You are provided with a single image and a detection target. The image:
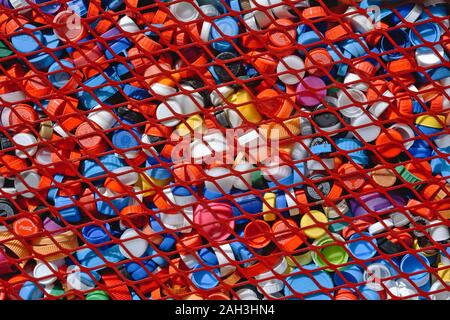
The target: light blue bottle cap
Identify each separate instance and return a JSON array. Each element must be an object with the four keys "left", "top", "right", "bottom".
[
  {"left": 210, "top": 16, "right": 239, "bottom": 52},
  {"left": 11, "top": 24, "right": 43, "bottom": 53},
  {"left": 347, "top": 232, "right": 378, "bottom": 260},
  {"left": 76, "top": 244, "right": 125, "bottom": 270},
  {"left": 285, "top": 264, "right": 334, "bottom": 300},
  {"left": 191, "top": 265, "right": 220, "bottom": 289}
]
